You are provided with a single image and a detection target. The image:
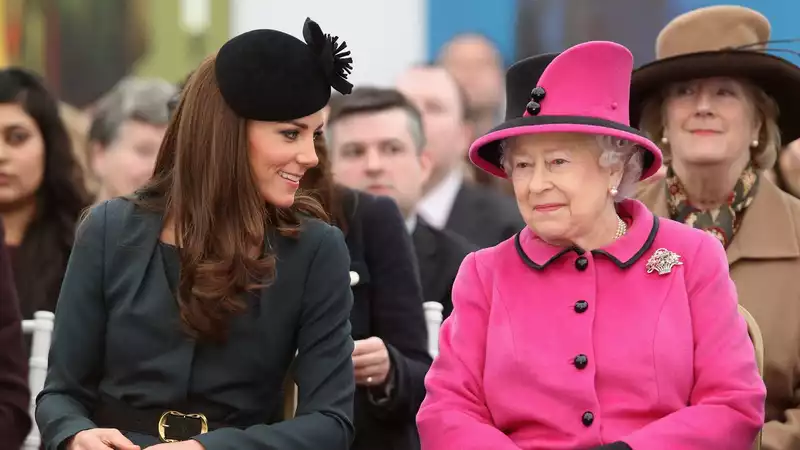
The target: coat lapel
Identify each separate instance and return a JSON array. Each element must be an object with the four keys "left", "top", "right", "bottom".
[
  {"left": 726, "top": 178, "right": 800, "bottom": 265},
  {"left": 412, "top": 219, "right": 442, "bottom": 302}
]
